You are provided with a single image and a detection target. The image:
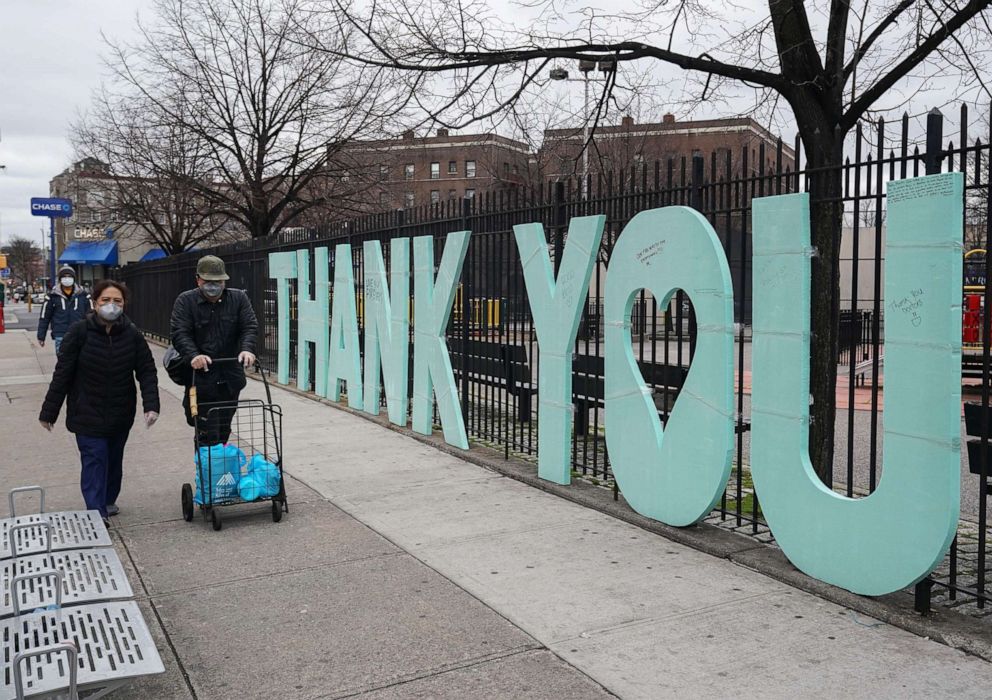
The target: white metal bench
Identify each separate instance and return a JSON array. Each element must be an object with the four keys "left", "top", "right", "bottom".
[
  {"left": 1, "top": 488, "right": 111, "bottom": 560},
  {"left": 1, "top": 549, "right": 133, "bottom": 619},
  {"left": 1, "top": 487, "right": 163, "bottom": 698},
  {"left": 2, "top": 599, "right": 165, "bottom": 699}
]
